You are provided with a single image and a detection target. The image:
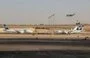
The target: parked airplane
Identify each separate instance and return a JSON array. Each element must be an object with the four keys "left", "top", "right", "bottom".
[
  {"left": 54, "top": 23, "right": 84, "bottom": 34},
  {"left": 1, "top": 24, "right": 35, "bottom": 34}
]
